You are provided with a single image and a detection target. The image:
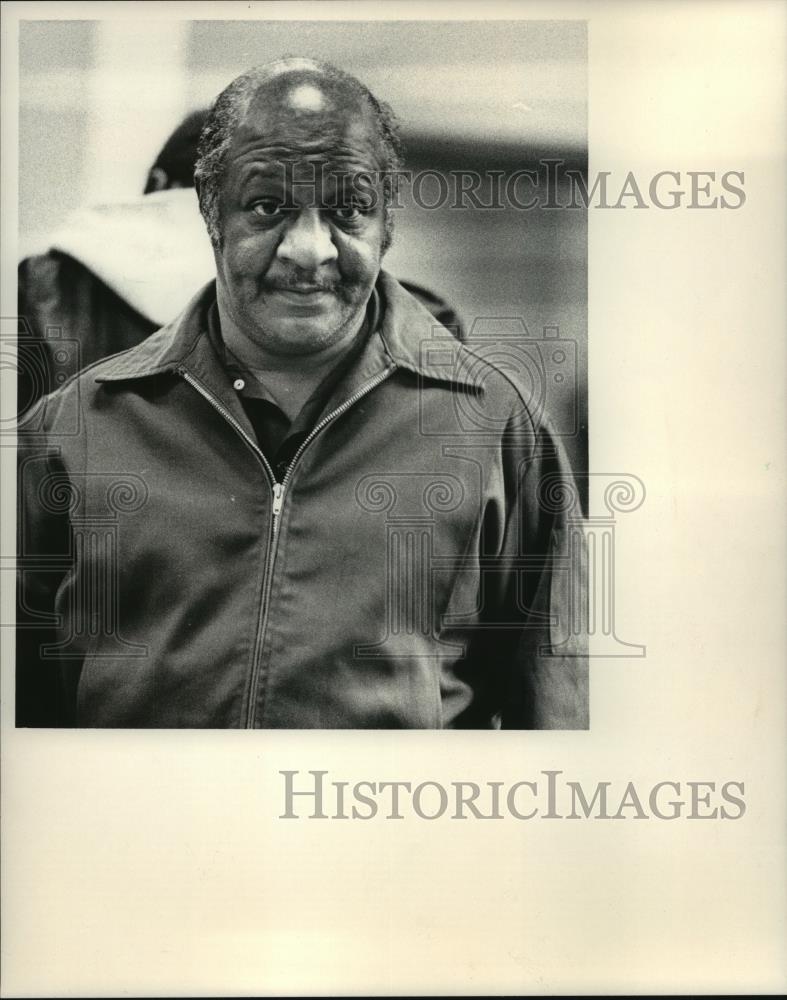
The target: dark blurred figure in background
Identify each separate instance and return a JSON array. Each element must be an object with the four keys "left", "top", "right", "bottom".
[
  {"left": 17, "top": 109, "right": 463, "bottom": 418},
  {"left": 17, "top": 111, "right": 212, "bottom": 415}
]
